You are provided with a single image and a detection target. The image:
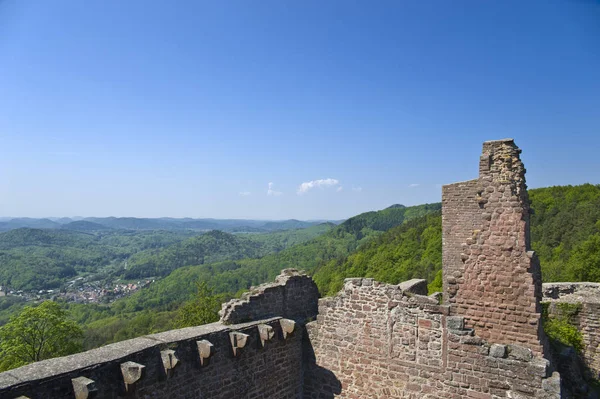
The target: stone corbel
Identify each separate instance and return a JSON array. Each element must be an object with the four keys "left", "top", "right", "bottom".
[
  {"left": 160, "top": 349, "right": 179, "bottom": 376},
  {"left": 230, "top": 332, "right": 249, "bottom": 356},
  {"left": 196, "top": 339, "right": 214, "bottom": 366},
  {"left": 279, "top": 319, "right": 296, "bottom": 339},
  {"left": 257, "top": 324, "right": 274, "bottom": 347},
  {"left": 120, "top": 361, "right": 145, "bottom": 392},
  {"left": 71, "top": 376, "right": 97, "bottom": 399}
]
